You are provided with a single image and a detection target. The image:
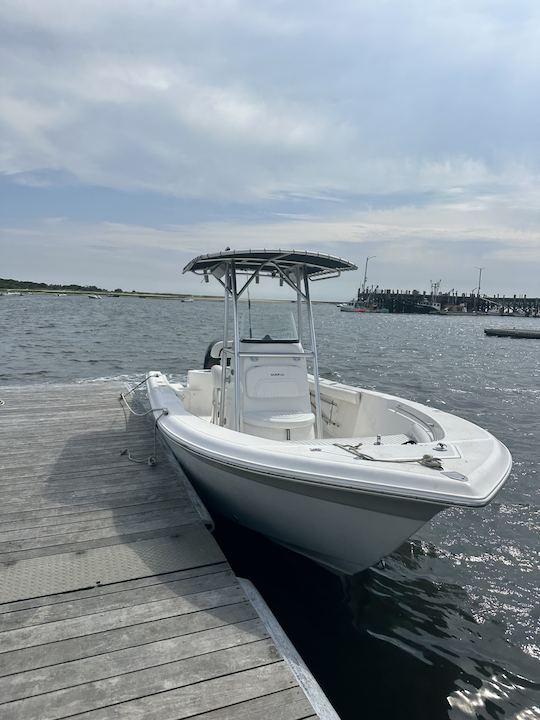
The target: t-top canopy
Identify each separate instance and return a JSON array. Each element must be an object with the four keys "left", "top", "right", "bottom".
[{"left": 183, "top": 249, "right": 357, "bottom": 279}]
